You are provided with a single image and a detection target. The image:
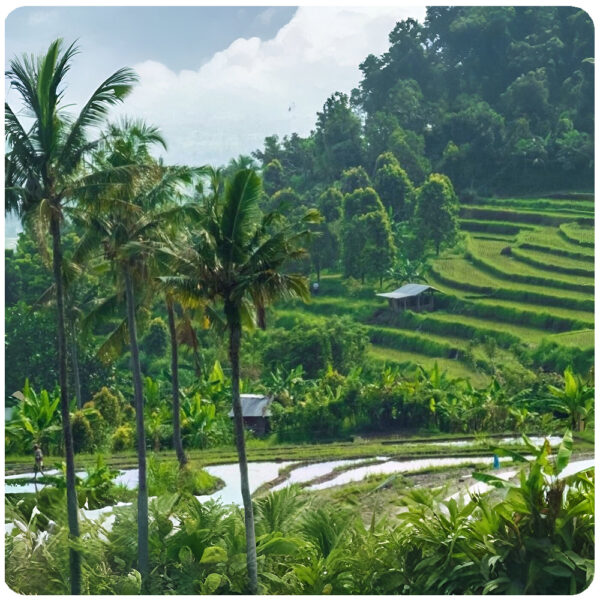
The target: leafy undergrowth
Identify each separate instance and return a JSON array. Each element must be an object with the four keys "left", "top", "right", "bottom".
[{"left": 5, "top": 433, "right": 594, "bottom": 595}]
